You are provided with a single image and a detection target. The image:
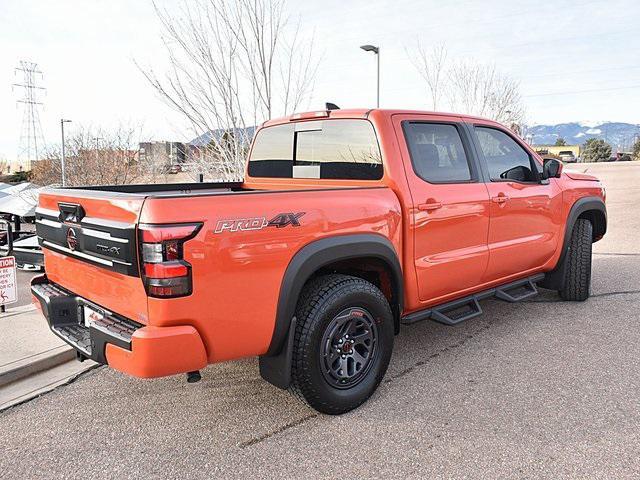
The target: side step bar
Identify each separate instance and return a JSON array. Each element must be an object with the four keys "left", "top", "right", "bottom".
[{"left": 402, "top": 274, "right": 544, "bottom": 326}]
